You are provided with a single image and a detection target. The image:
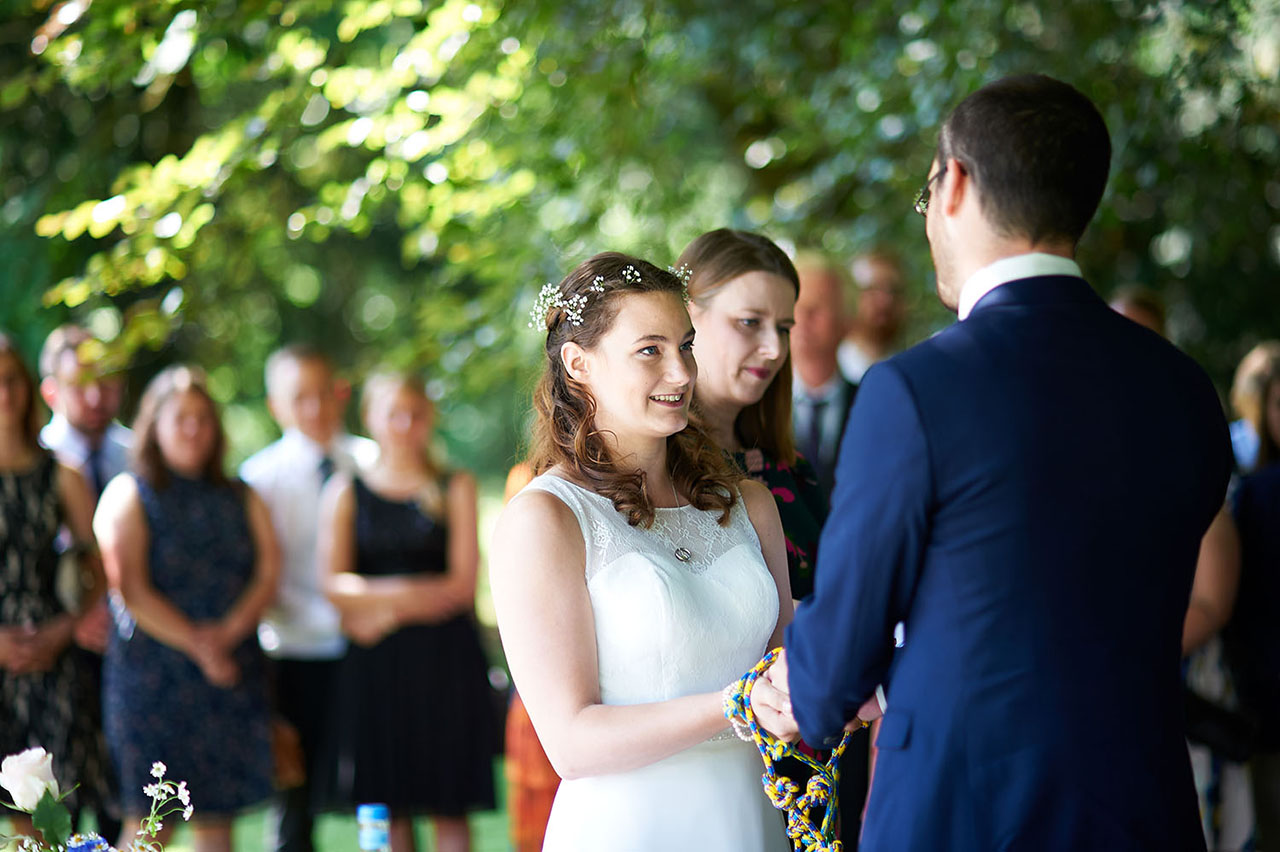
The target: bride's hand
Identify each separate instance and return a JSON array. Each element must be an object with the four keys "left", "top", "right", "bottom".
[{"left": 751, "top": 649, "right": 799, "bottom": 742}]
